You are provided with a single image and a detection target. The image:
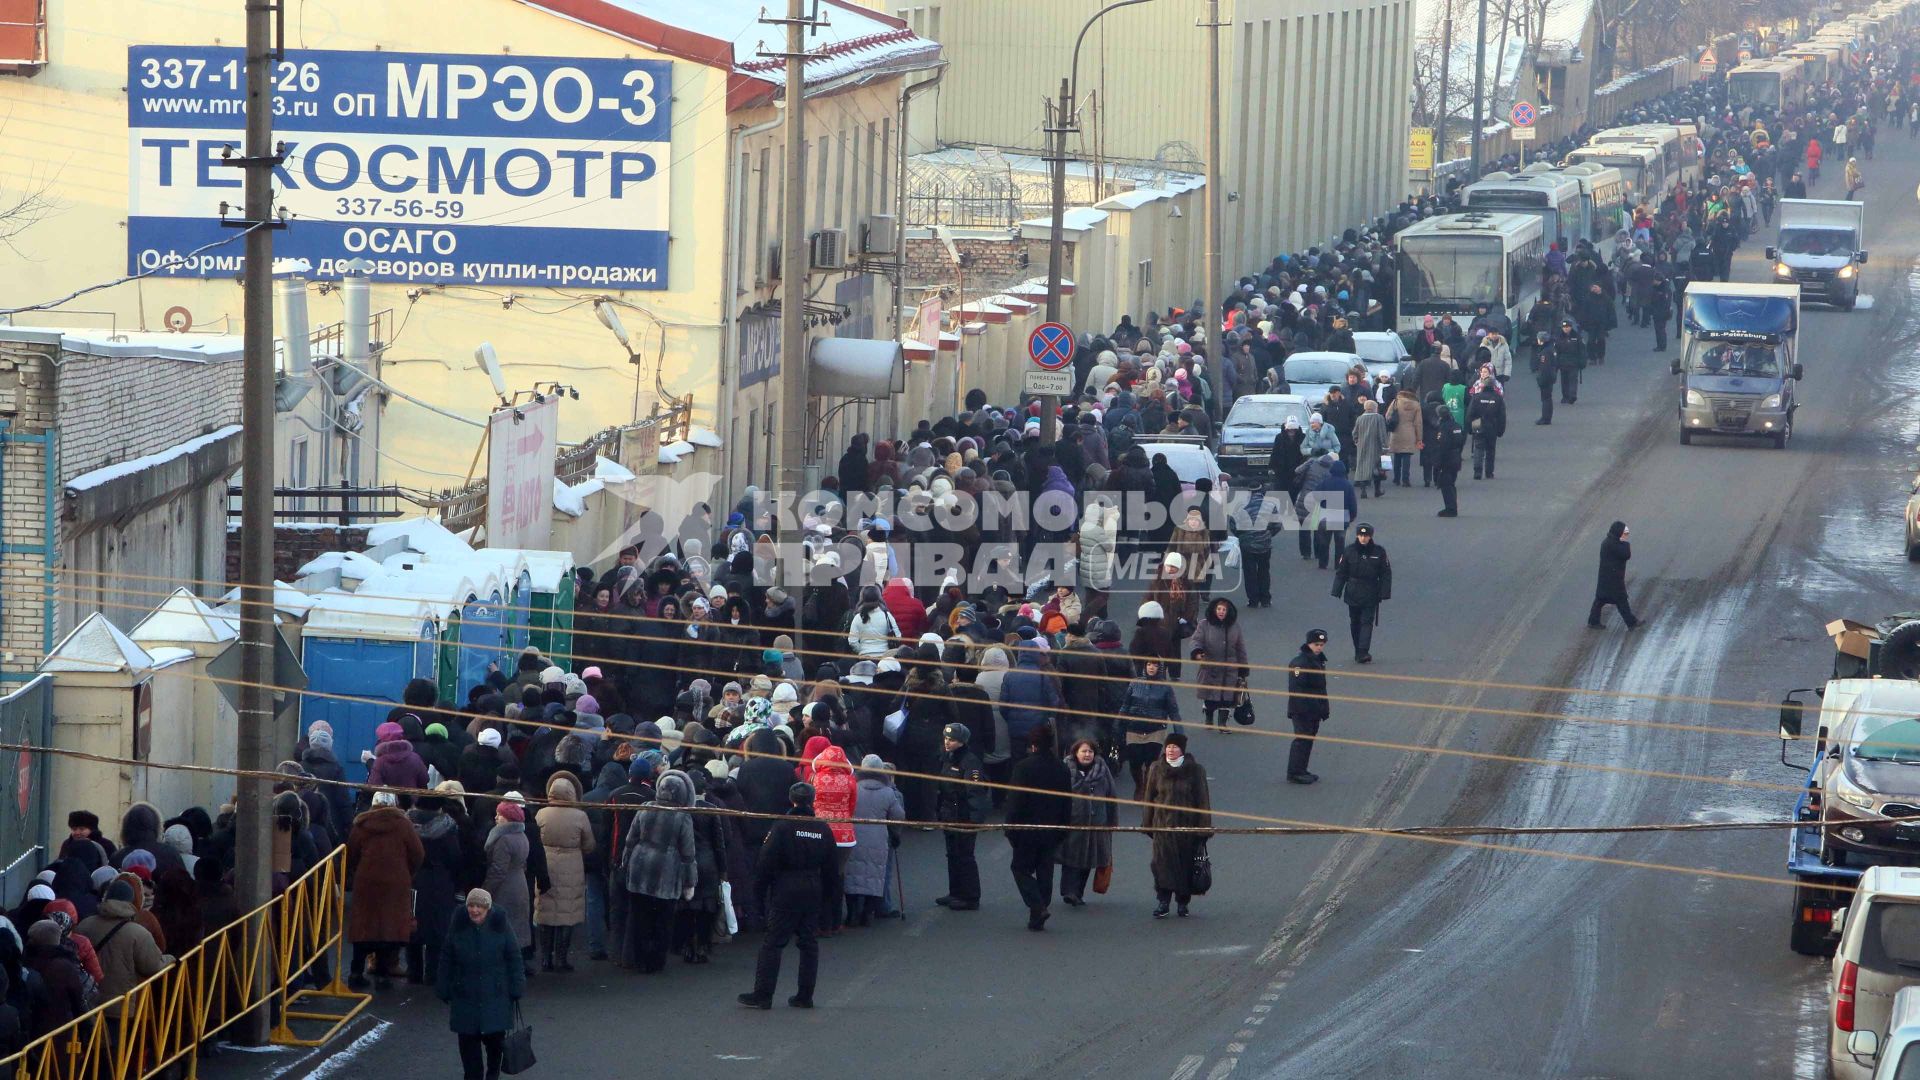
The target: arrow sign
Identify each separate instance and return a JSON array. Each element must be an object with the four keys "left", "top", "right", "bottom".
[
  {"left": 1509, "top": 100, "right": 1537, "bottom": 127},
  {"left": 1028, "top": 321, "right": 1076, "bottom": 370}
]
